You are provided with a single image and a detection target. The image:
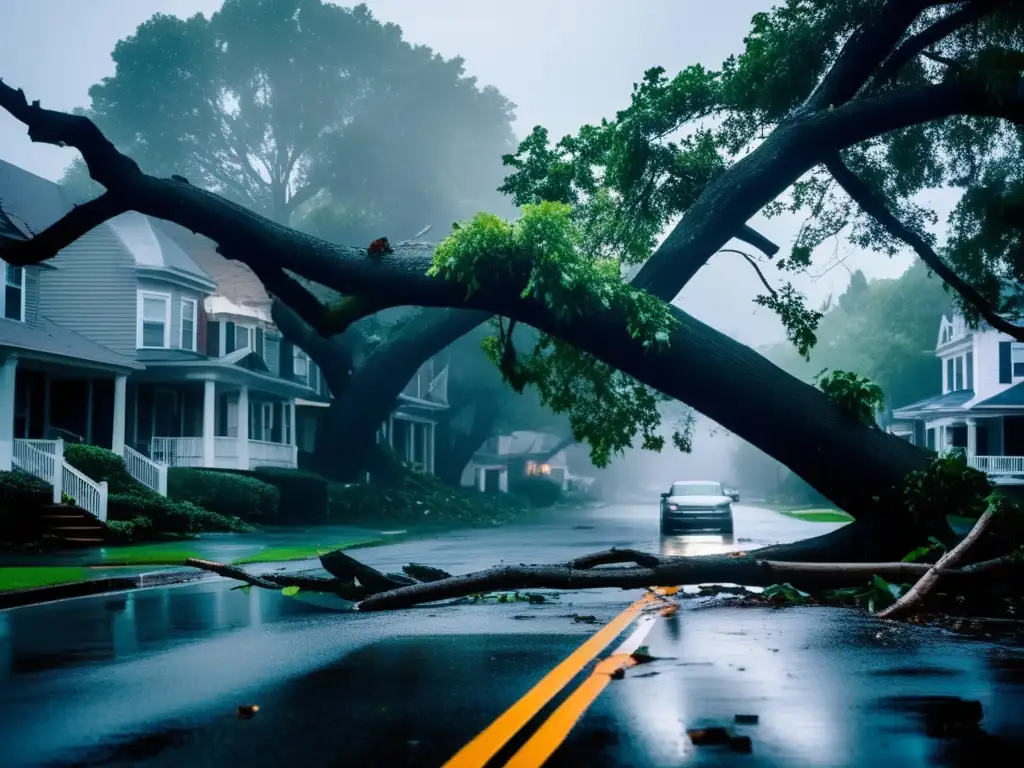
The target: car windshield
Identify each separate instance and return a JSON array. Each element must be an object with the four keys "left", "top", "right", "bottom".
[{"left": 670, "top": 482, "right": 722, "bottom": 497}]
